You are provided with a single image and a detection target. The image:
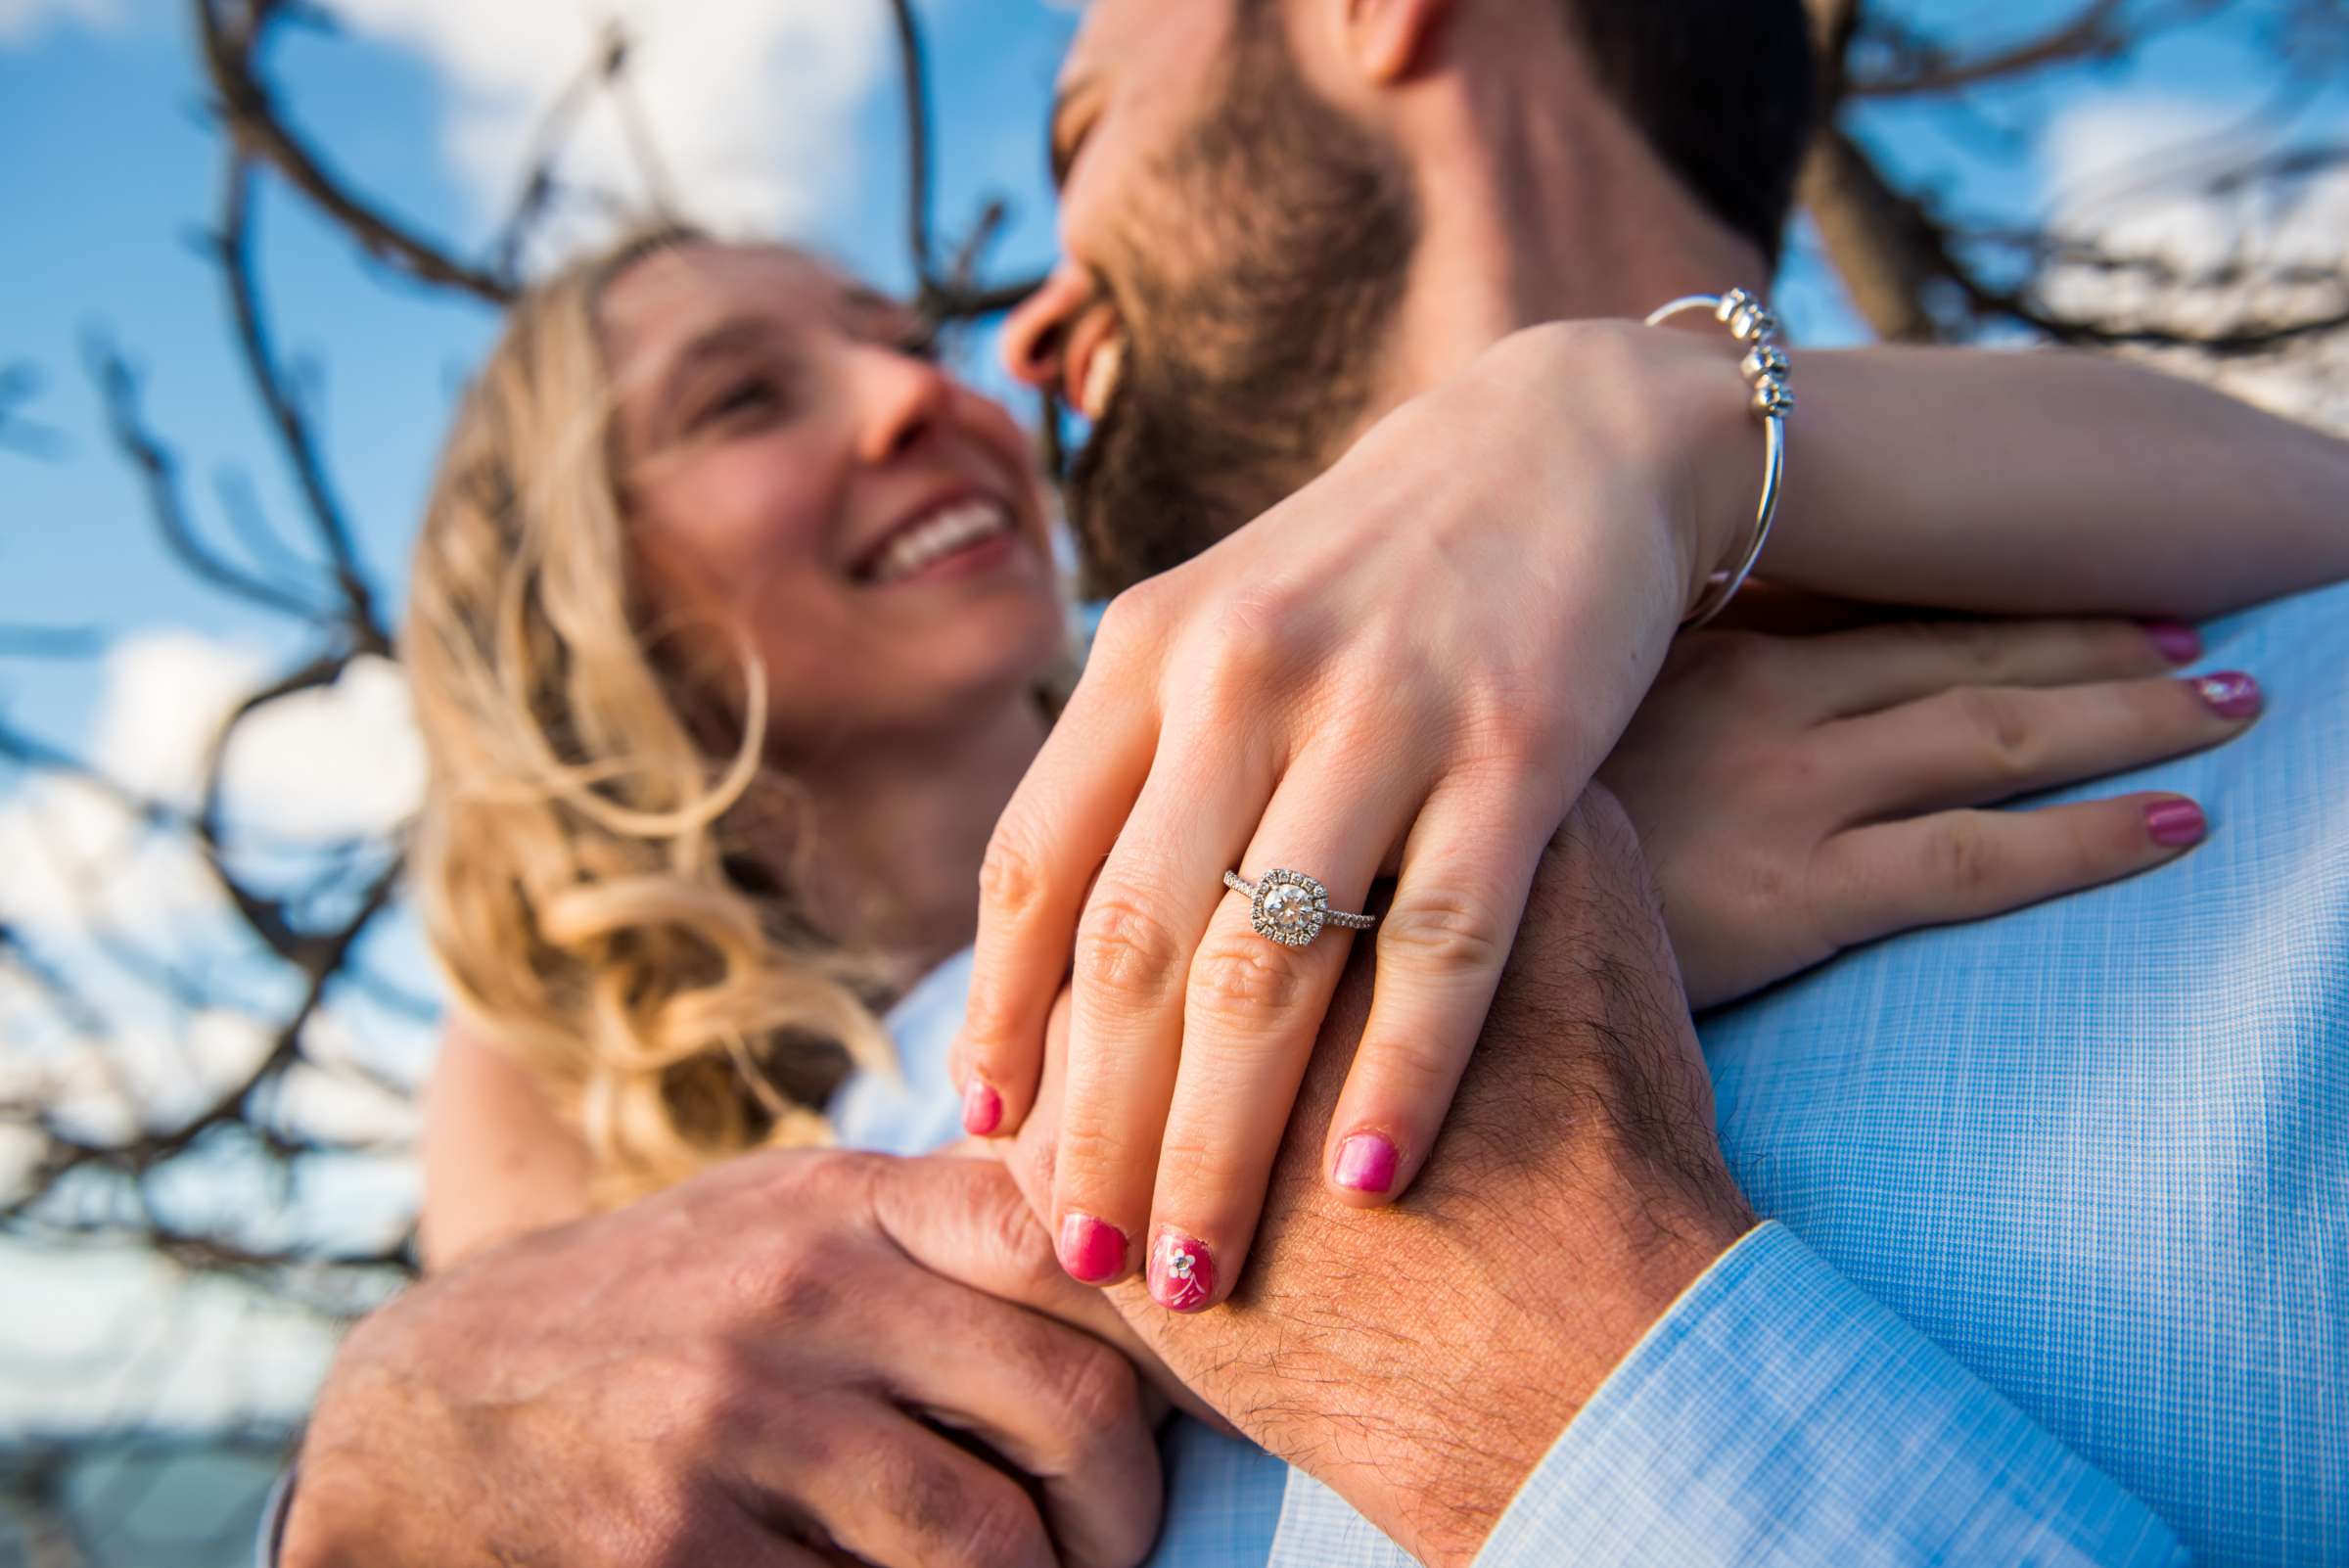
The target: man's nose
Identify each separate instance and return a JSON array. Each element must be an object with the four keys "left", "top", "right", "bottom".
[{"left": 1000, "top": 261, "right": 1093, "bottom": 392}]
